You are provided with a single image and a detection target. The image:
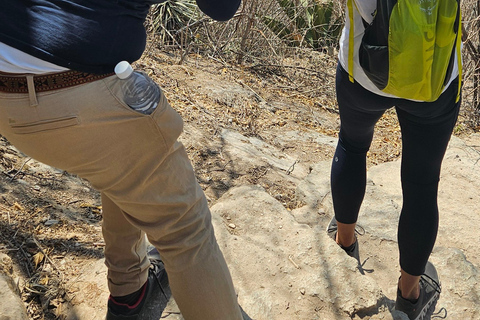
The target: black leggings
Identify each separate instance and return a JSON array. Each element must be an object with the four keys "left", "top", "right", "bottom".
[{"left": 331, "top": 64, "right": 460, "bottom": 276}]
